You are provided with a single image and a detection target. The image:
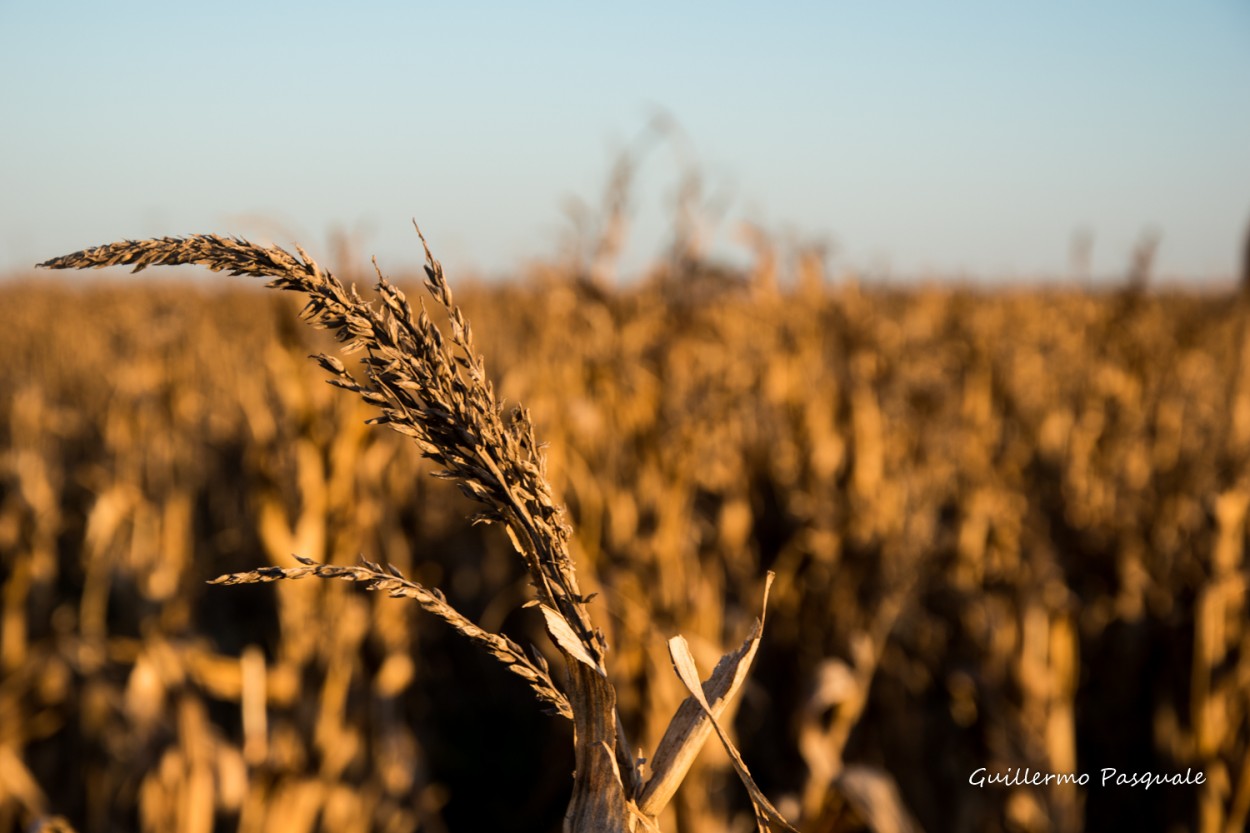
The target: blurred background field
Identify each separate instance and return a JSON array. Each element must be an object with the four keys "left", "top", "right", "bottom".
[{"left": 3, "top": 234, "right": 1250, "bottom": 832}]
